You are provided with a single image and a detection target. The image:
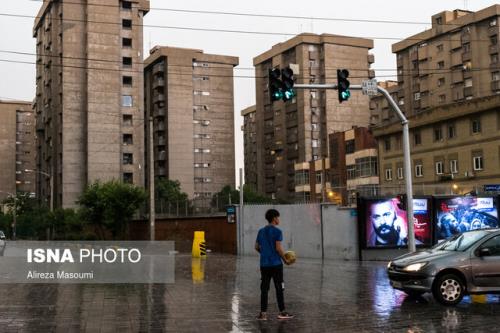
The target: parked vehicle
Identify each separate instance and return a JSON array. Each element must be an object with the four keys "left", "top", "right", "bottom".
[{"left": 387, "top": 229, "right": 500, "bottom": 305}]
